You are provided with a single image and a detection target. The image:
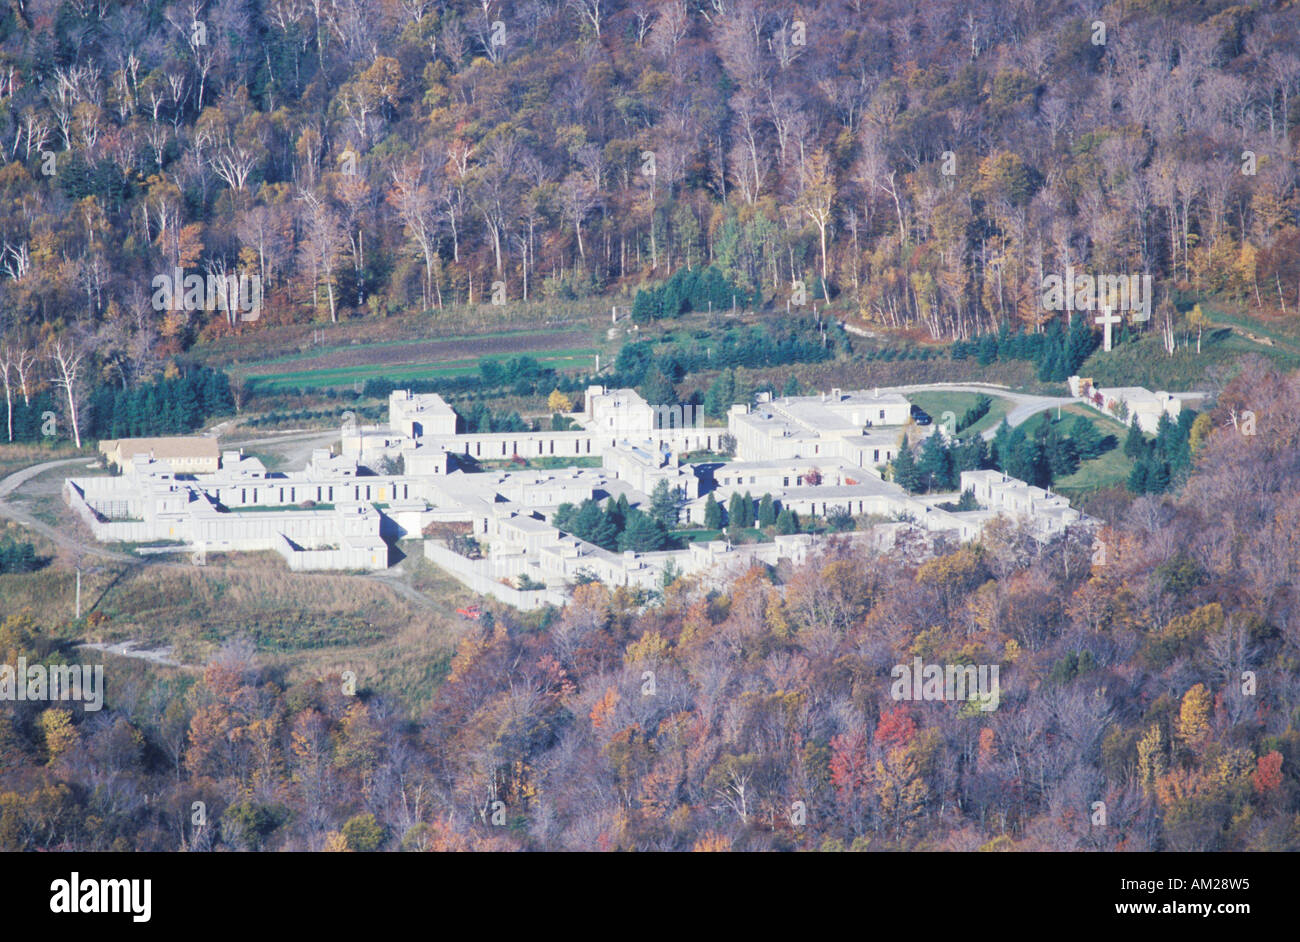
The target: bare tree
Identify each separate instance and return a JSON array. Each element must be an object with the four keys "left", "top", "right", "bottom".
[
  {"left": 297, "top": 190, "right": 346, "bottom": 322},
  {"left": 559, "top": 171, "right": 598, "bottom": 262},
  {"left": 470, "top": 134, "right": 520, "bottom": 275},
  {"left": 48, "top": 337, "right": 85, "bottom": 449},
  {"left": 648, "top": 0, "right": 688, "bottom": 58},
  {"left": 389, "top": 162, "right": 442, "bottom": 312},
  {"left": 0, "top": 347, "right": 14, "bottom": 442},
  {"left": 567, "top": 0, "right": 603, "bottom": 37},
  {"left": 798, "top": 148, "right": 835, "bottom": 299},
  {"left": 14, "top": 346, "right": 34, "bottom": 406}
]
